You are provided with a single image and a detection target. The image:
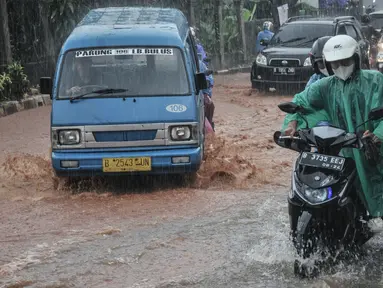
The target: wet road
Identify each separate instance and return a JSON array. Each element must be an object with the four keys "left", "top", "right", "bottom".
[{"left": 1, "top": 74, "right": 383, "bottom": 287}]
